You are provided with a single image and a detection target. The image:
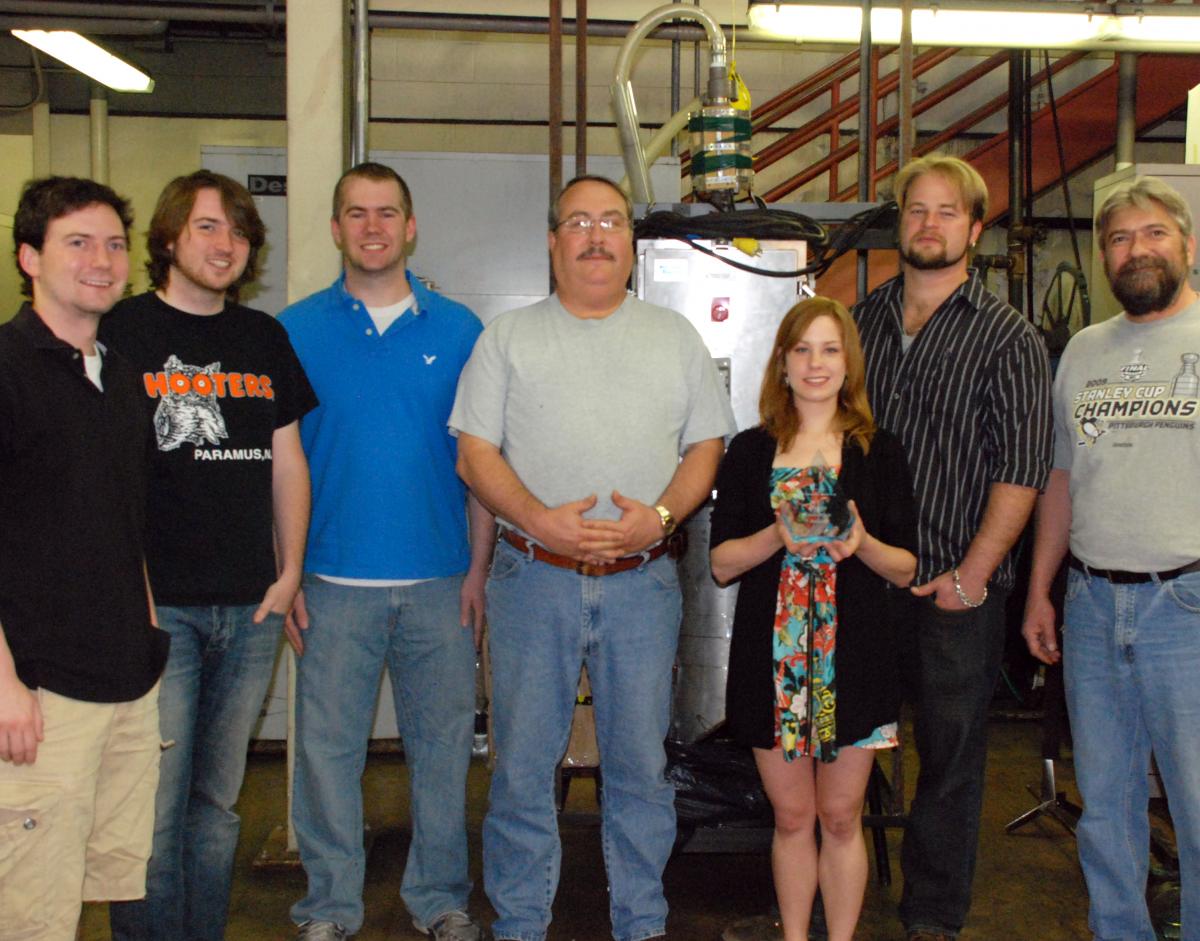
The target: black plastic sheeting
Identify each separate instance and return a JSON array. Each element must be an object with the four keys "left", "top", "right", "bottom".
[{"left": 666, "top": 735, "right": 773, "bottom": 826}]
